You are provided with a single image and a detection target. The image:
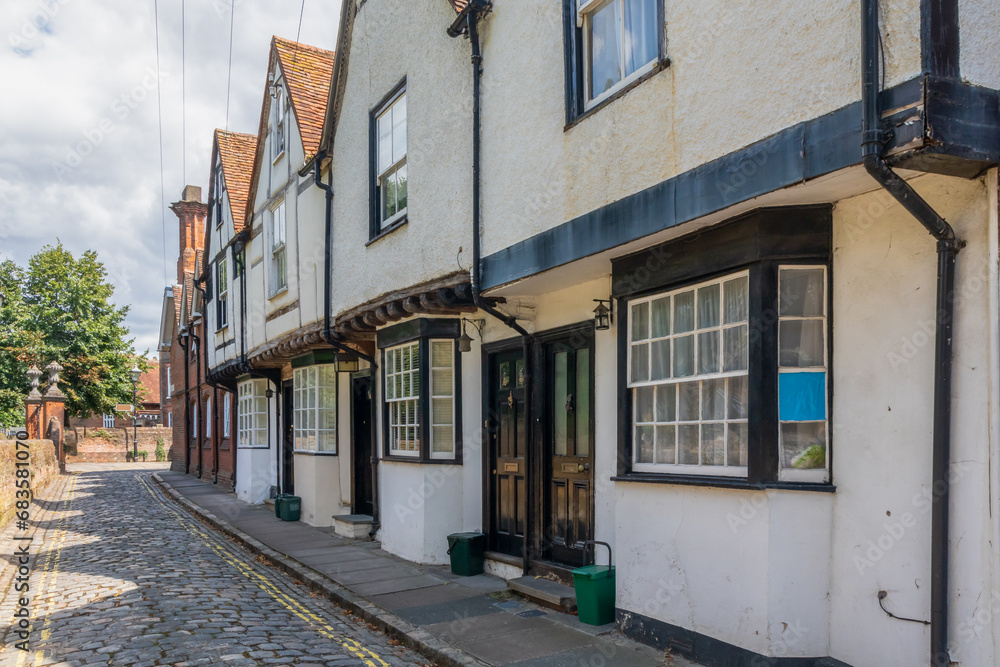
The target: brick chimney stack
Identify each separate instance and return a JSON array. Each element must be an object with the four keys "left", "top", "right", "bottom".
[{"left": 169, "top": 185, "right": 207, "bottom": 285}]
